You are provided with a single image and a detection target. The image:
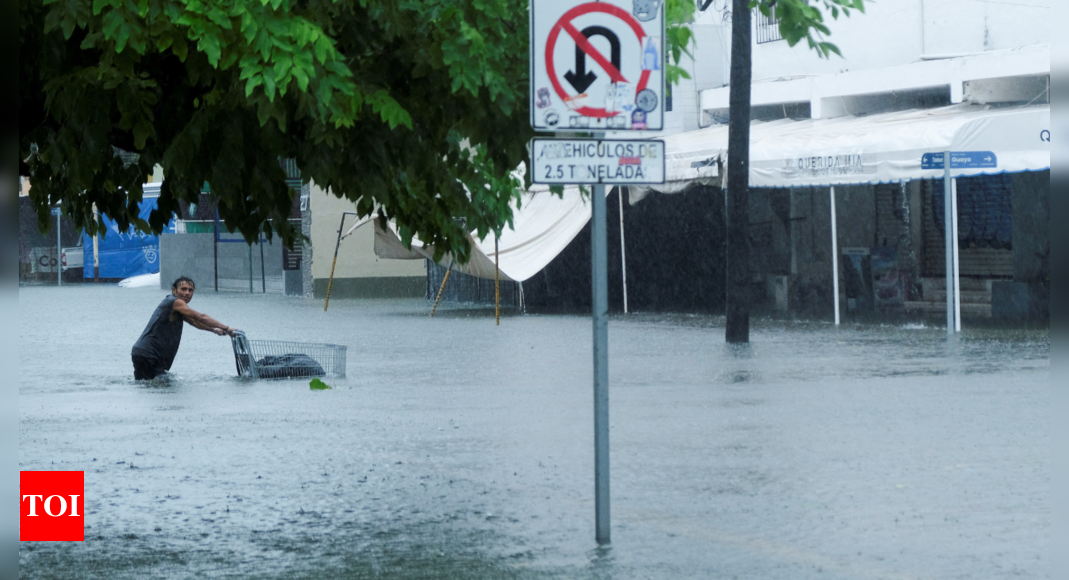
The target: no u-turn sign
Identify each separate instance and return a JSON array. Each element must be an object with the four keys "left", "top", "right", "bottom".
[{"left": 531, "top": 0, "right": 665, "bottom": 132}]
